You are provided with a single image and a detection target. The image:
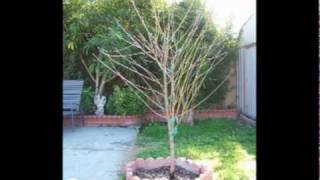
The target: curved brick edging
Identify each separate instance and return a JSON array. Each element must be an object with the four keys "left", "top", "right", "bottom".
[
  {"left": 125, "top": 157, "right": 213, "bottom": 180},
  {"left": 63, "top": 109, "right": 239, "bottom": 128}
]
